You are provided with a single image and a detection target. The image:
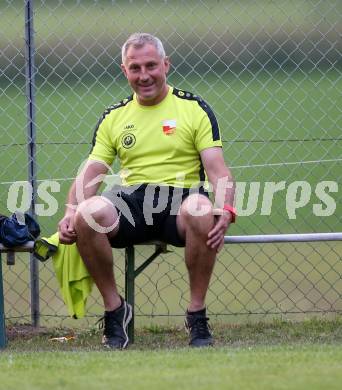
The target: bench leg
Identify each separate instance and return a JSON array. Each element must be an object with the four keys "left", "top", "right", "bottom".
[
  {"left": 0, "top": 255, "right": 7, "bottom": 348},
  {"left": 125, "top": 246, "right": 135, "bottom": 344}
]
